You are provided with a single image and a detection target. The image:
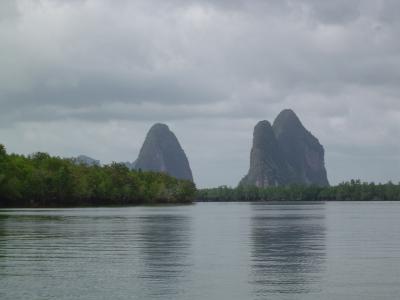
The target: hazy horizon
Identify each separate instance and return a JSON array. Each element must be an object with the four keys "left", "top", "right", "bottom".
[{"left": 1, "top": 0, "right": 400, "bottom": 188}]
